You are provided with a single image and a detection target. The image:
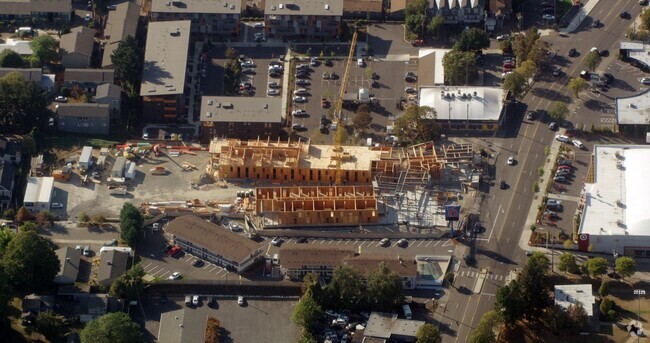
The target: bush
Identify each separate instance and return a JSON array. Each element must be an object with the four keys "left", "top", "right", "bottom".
[
  {"left": 599, "top": 281, "right": 609, "bottom": 298},
  {"left": 78, "top": 212, "right": 90, "bottom": 223},
  {"left": 538, "top": 166, "right": 544, "bottom": 176},
  {"left": 3, "top": 209, "right": 15, "bottom": 220},
  {"left": 600, "top": 297, "right": 617, "bottom": 321},
  {"left": 444, "top": 272, "right": 455, "bottom": 285},
  {"left": 533, "top": 181, "right": 540, "bottom": 193},
  {"left": 92, "top": 214, "right": 106, "bottom": 223}
]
